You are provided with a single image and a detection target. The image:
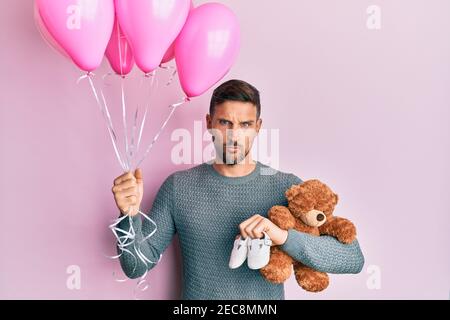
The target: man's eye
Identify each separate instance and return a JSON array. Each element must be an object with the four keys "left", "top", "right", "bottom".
[
  {"left": 242, "top": 123, "right": 250, "bottom": 128},
  {"left": 219, "top": 120, "right": 229, "bottom": 125}
]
